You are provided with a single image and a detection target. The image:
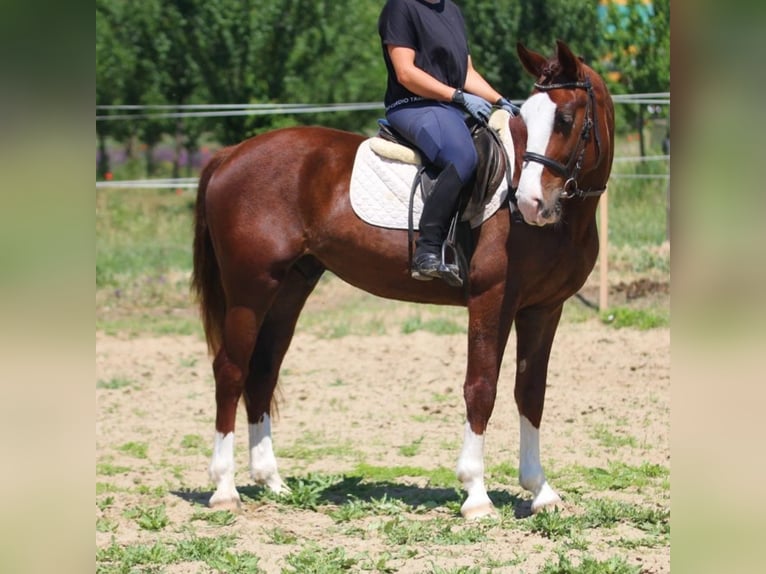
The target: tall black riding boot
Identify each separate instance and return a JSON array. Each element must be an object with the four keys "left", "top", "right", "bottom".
[{"left": 412, "top": 163, "right": 465, "bottom": 280}]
